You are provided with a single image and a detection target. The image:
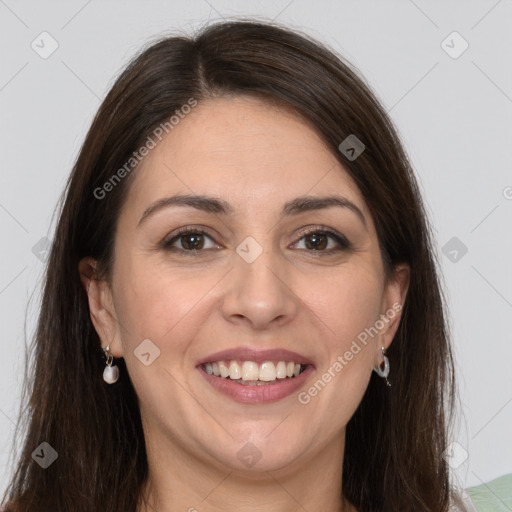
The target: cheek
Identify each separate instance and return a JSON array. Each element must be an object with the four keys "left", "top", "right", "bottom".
[
  {"left": 112, "top": 263, "right": 215, "bottom": 404},
  {"left": 298, "top": 268, "right": 381, "bottom": 426},
  {"left": 113, "top": 257, "right": 209, "bottom": 345},
  {"left": 300, "top": 264, "right": 383, "bottom": 349}
]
